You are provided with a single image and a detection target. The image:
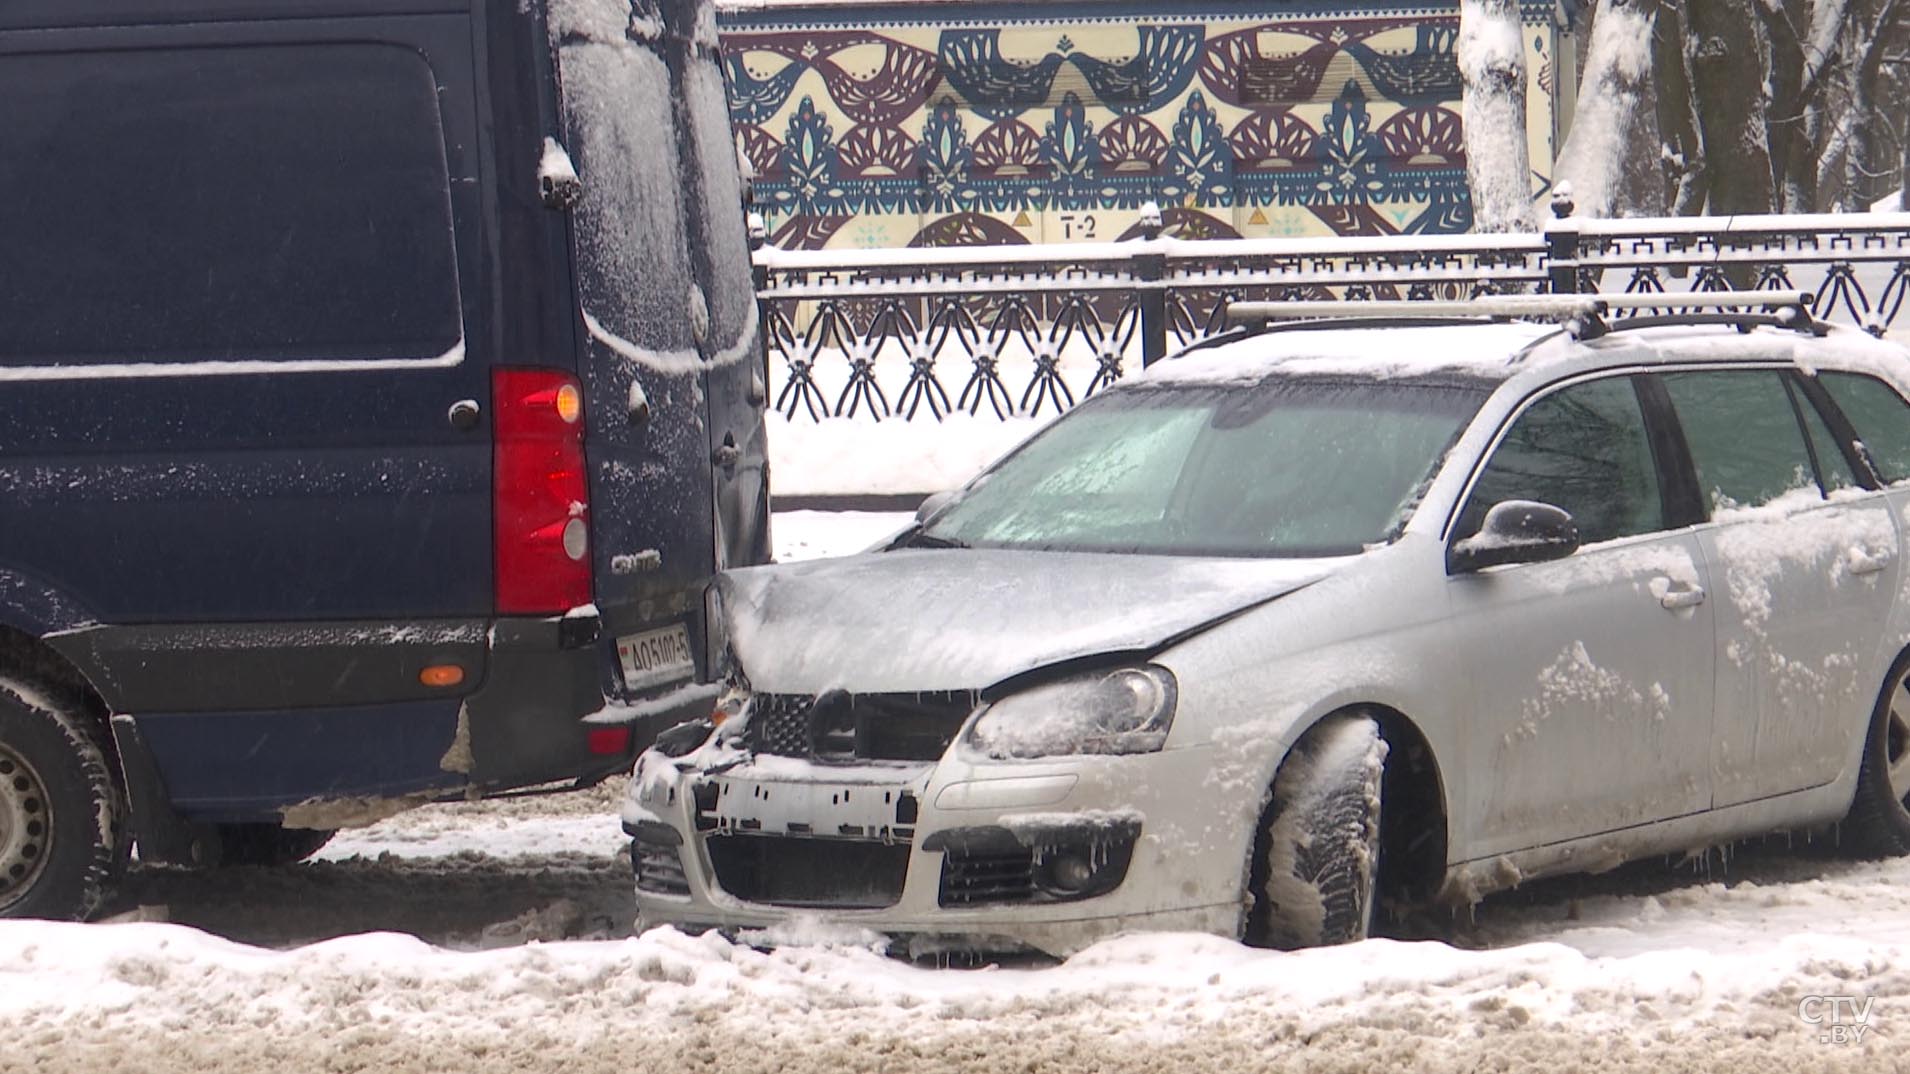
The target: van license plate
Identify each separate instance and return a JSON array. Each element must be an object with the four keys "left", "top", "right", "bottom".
[{"left": 617, "top": 624, "right": 693, "bottom": 691}]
